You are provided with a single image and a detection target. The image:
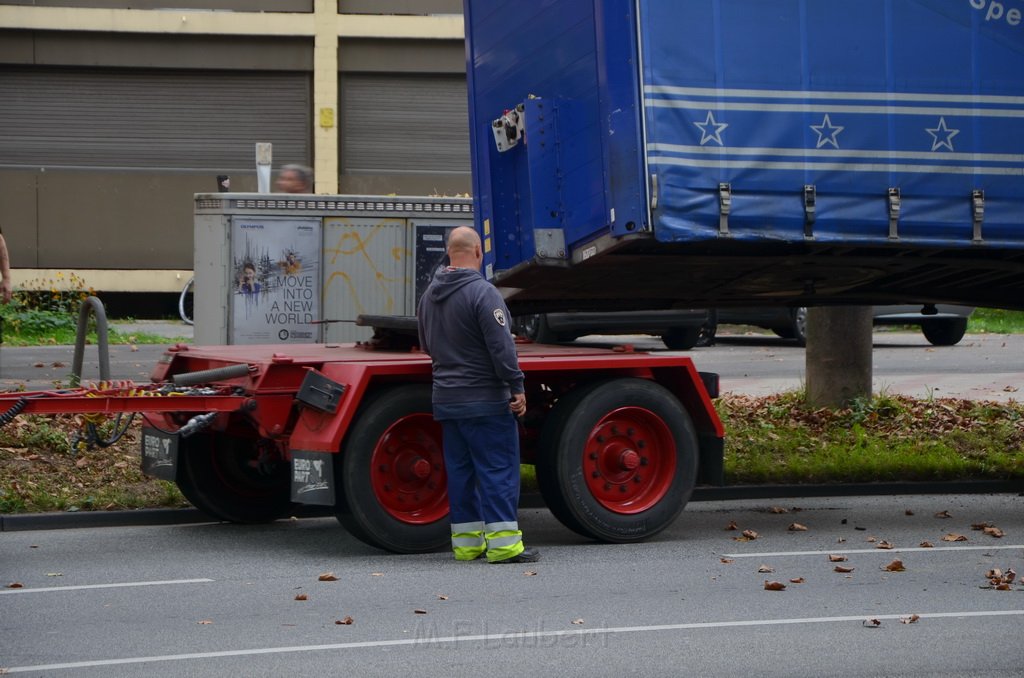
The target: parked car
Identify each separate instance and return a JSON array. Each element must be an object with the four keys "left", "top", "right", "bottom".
[
  {"left": 712, "top": 305, "right": 975, "bottom": 347},
  {"left": 513, "top": 309, "right": 712, "bottom": 350}
]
